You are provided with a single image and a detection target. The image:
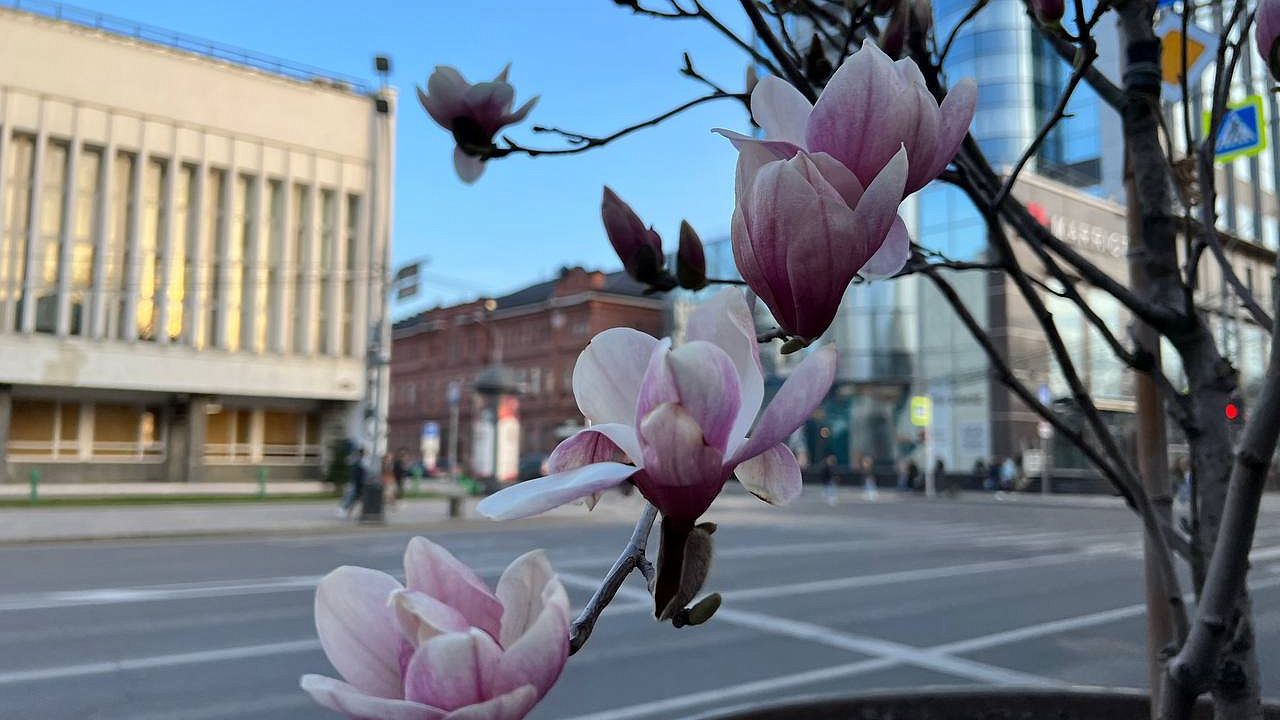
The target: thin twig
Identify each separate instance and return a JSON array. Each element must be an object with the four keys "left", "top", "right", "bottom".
[
  {"left": 738, "top": 0, "right": 818, "bottom": 101},
  {"left": 568, "top": 502, "right": 658, "bottom": 655},
  {"left": 471, "top": 92, "right": 743, "bottom": 159},
  {"left": 939, "top": 0, "right": 989, "bottom": 62}
]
